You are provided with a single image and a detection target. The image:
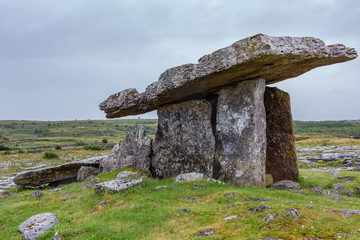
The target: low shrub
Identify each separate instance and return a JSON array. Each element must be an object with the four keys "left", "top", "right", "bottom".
[
  {"left": 43, "top": 150, "right": 59, "bottom": 159},
  {"left": 83, "top": 144, "right": 105, "bottom": 151}
]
